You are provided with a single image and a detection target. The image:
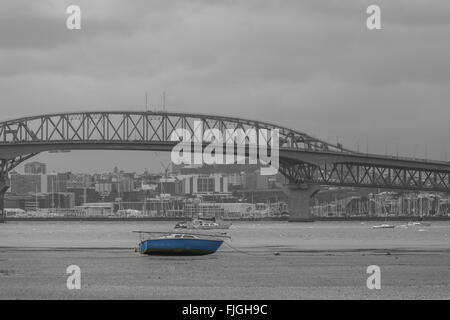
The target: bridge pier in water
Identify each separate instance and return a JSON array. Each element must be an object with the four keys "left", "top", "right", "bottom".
[{"left": 284, "top": 184, "right": 319, "bottom": 222}]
